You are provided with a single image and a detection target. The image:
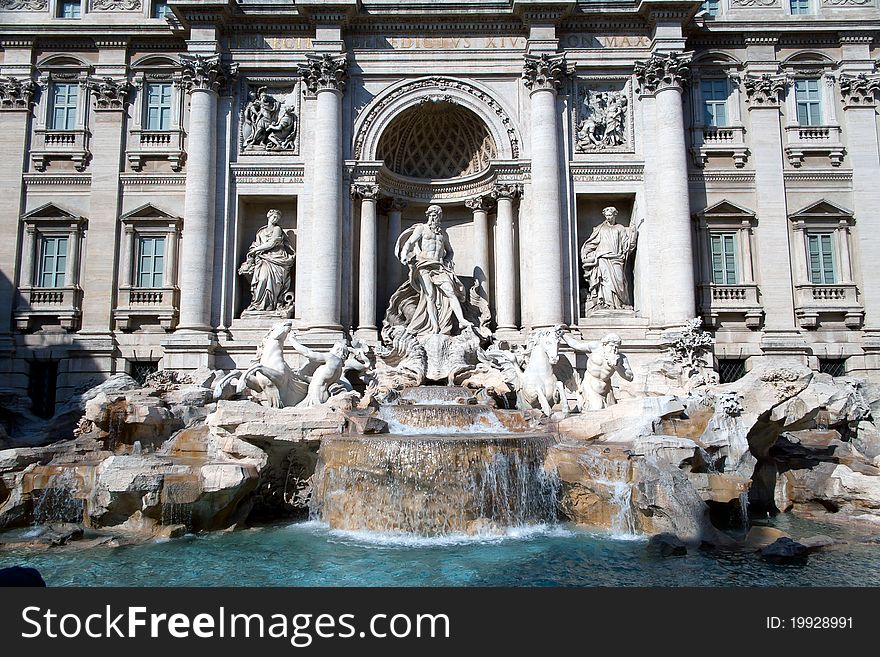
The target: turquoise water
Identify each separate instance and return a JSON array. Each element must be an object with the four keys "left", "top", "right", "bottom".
[{"left": 3, "top": 519, "right": 880, "bottom": 587}]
